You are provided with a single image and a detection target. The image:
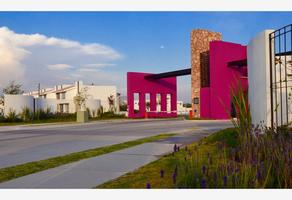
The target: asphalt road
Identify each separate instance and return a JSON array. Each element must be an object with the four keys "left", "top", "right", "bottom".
[{"left": 0, "top": 119, "right": 232, "bottom": 168}]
